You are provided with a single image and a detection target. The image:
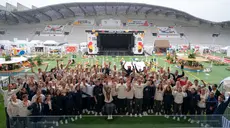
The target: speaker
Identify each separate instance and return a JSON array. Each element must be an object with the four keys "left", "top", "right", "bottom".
[
  {"left": 64, "top": 32, "right": 69, "bottom": 35},
  {"left": 0, "top": 31, "right": 5, "bottom": 35},
  {"left": 180, "top": 33, "right": 184, "bottom": 37},
  {"left": 152, "top": 33, "right": 157, "bottom": 36},
  {"left": 35, "top": 31, "right": 40, "bottom": 35}
]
